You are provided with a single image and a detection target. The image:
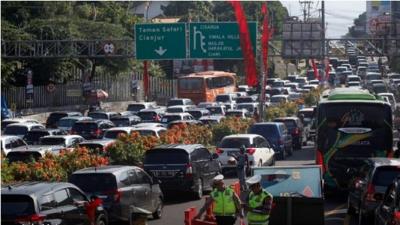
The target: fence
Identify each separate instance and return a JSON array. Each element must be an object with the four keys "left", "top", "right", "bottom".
[{"left": 3, "top": 72, "right": 177, "bottom": 109}]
